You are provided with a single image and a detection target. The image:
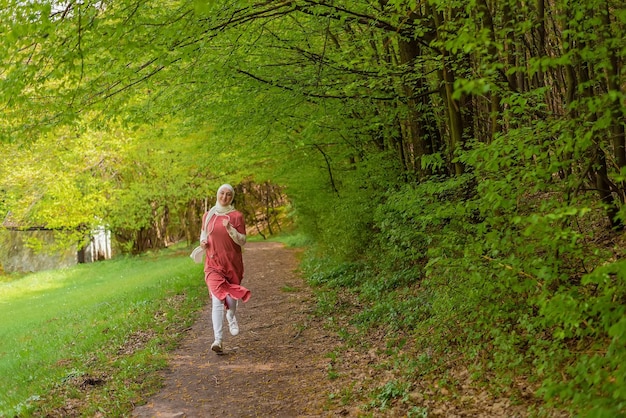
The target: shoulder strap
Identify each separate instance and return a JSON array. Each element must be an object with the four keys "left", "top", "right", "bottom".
[{"left": 203, "top": 208, "right": 216, "bottom": 233}]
